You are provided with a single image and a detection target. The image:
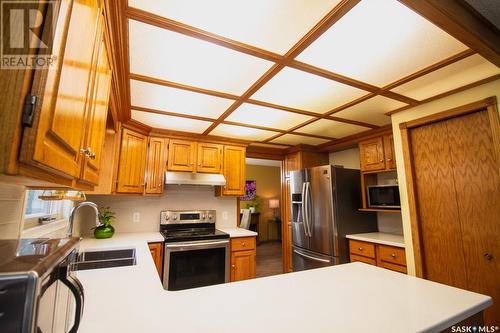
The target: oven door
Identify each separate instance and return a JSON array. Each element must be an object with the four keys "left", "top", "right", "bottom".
[{"left": 163, "top": 239, "right": 229, "bottom": 291}]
